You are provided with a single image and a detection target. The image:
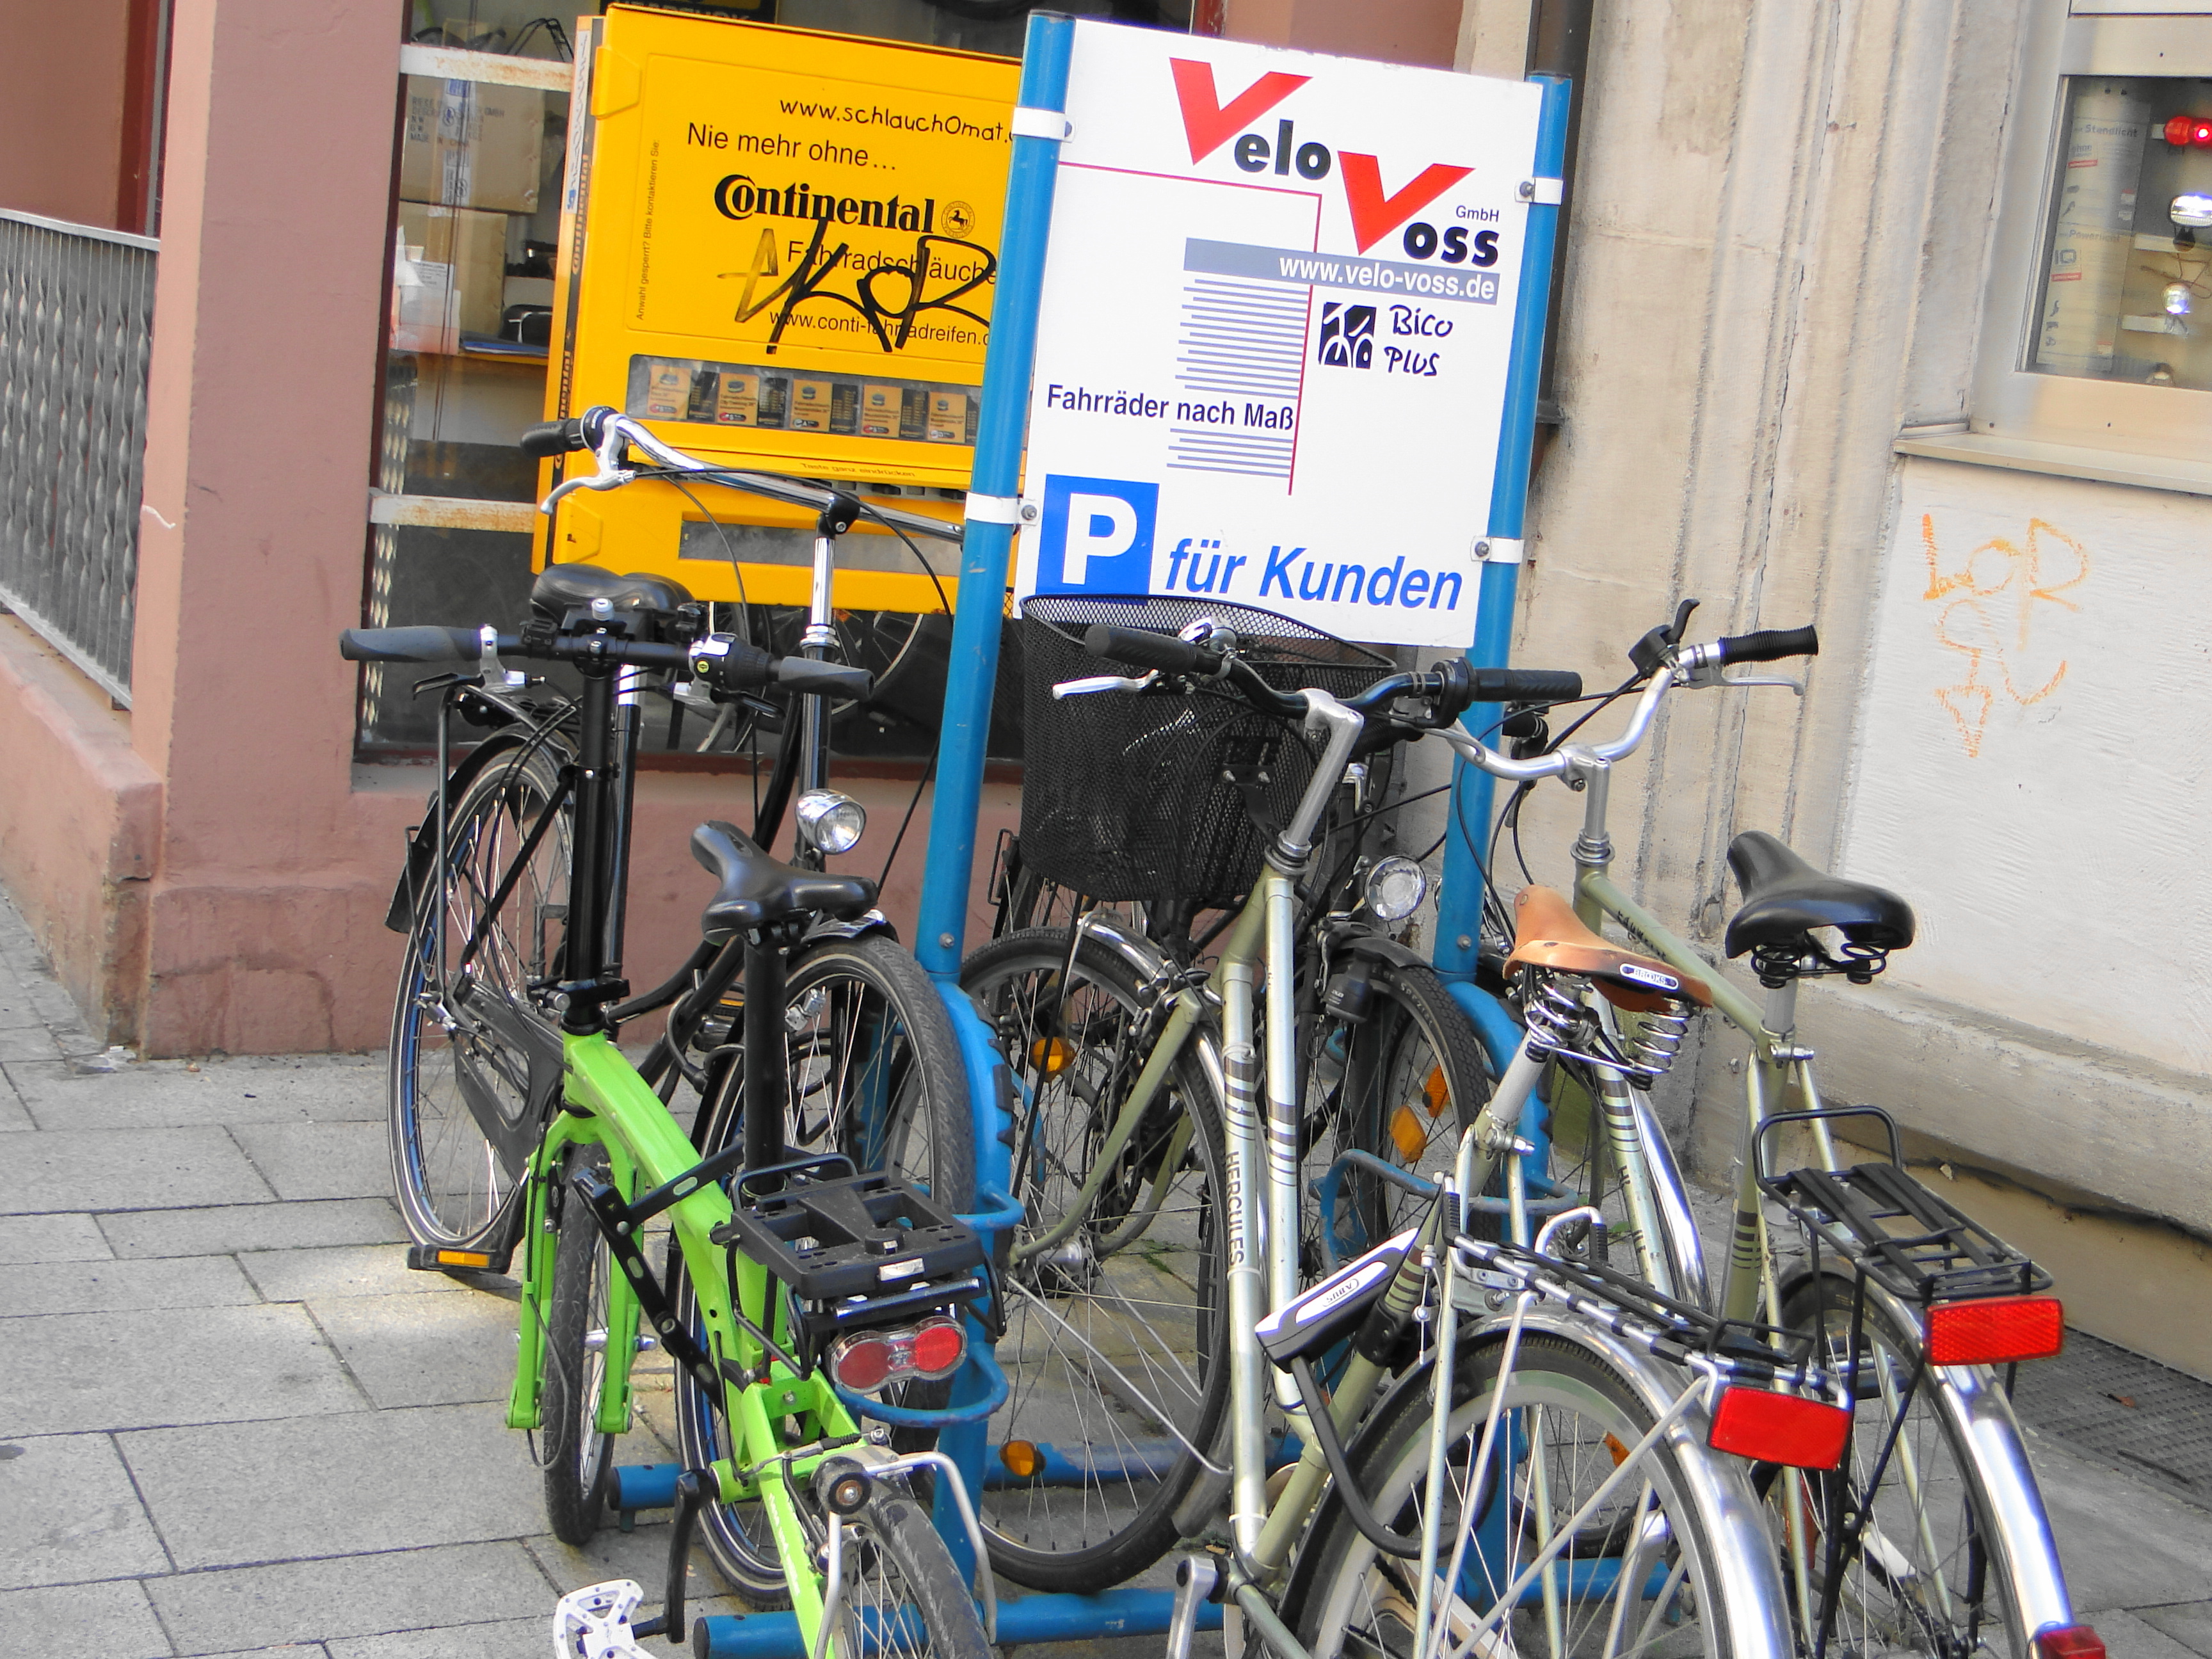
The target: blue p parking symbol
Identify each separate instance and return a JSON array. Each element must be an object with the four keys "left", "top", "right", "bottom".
[{"left": 1038, "top": 475, "right": 1158, "bottom": 594}]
